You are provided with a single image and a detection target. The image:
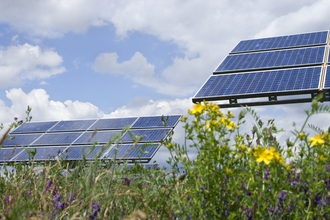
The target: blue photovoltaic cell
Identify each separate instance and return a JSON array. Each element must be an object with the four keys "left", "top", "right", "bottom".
[
  {"left": 0, "top": 148, "right": 24, "bottom": 161},
  {"left": 88, "top": 117, "right": 137, "bottom": 130},
  {"left": 195, "top": 67, "right": 321, "bottom": 98},
  {"left": 33, "top": 132, "right": 82, "bottom": 145},
  {"left": 2, "top": 134, "right": 42, "bottom": 147},
  {"left": 15, "top": 146, "right": 68, "bottom": 161},
  {"left": 121, "top": 128, "right": 171, "bottom": 143},
  {"left": 131, "top": 115, "right": 181, "bottom": 128},
  {"left": 60, "top": 145, "right": 107, "bottom": 160},
  {"left": 323, "top": 66, "right": 330, "bottom": 88},
  {"left": 11, "top": 121, "right": 58, "bottom": 134},
  {"left": 215, "top": 46, "right": 325, "bottom": 73},
  {"left": 50, "top": 119, "right": 96, "bottom": 132},
  {"left": 73, "top": 130, "right": 122, "bottom": 144},
  {"left": 103, "top": 143, "right": 159, "bottom": 159},
  {"left": 231, "top": 31, "right": 328, "bottom": 53}
]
